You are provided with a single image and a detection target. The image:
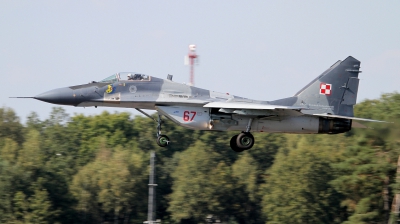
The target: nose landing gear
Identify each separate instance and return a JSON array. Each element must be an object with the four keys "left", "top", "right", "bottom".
[
  {"left": 135, "top": 109, "right": 171, "bottom": 147},
  {"left": 156, "top": 114, "right": 170, "bottom": 147}
]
